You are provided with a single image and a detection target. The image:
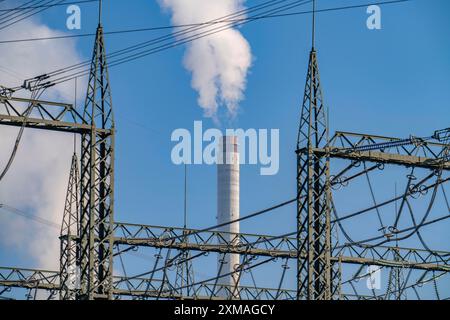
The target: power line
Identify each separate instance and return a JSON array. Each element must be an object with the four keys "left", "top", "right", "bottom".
[
  {"left": 1, "top": 0, "right": 413, "bottom": 92},
  {"left": 34, "top": 0, "right": 415, "bottom": 89},
  {"left": 0, "top": 204, "right": 60, "bottom": 229},
  {"left": 59, "top": 2, "right": 311, "bottom": 84},
  {"left": 0, "top": 0, "right": 66, "bottom": 31},
  {"left": 165, "top": 197, "right": 297, "bottom": 243},
  {"left": 0, "top": 85, "right": 48, "bottom": 182},
  {"left": 15, "top": 0, "right": 310, "bottom": 90},
  {"left": 0, "top": 0, "right": 306, "bottom": 44},
  {"left": 332, "top": 176, "right": 449, "bottom": 223},
  {"left": 0, "top": 0, "right": 97, "bottom": 12}
]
